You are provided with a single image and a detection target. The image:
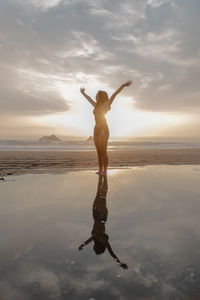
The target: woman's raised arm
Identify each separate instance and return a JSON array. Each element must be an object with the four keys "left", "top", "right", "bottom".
[
  {"left": 106, "top": 241, "right": 128, "bottom": 269},
  {"left": 108, "top": 80, "right": 132, "bottom": 106},
  {"left": 78, "top": 236, "right": 94, "bottom": 250},
  {"left": 80, "top": 87, "right": 96, "bottom": 107}
]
